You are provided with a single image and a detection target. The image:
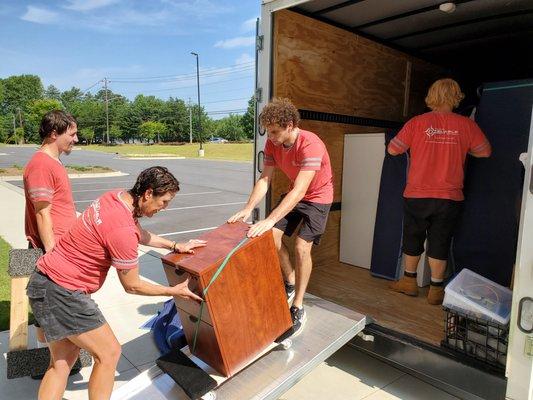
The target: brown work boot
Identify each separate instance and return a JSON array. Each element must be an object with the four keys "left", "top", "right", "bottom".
[
  {"left": 427, "top": 285, "right": 444, "bottom": 305},
  {"left": 389, "top": 276, "right": 418, "bottom": 296}
]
